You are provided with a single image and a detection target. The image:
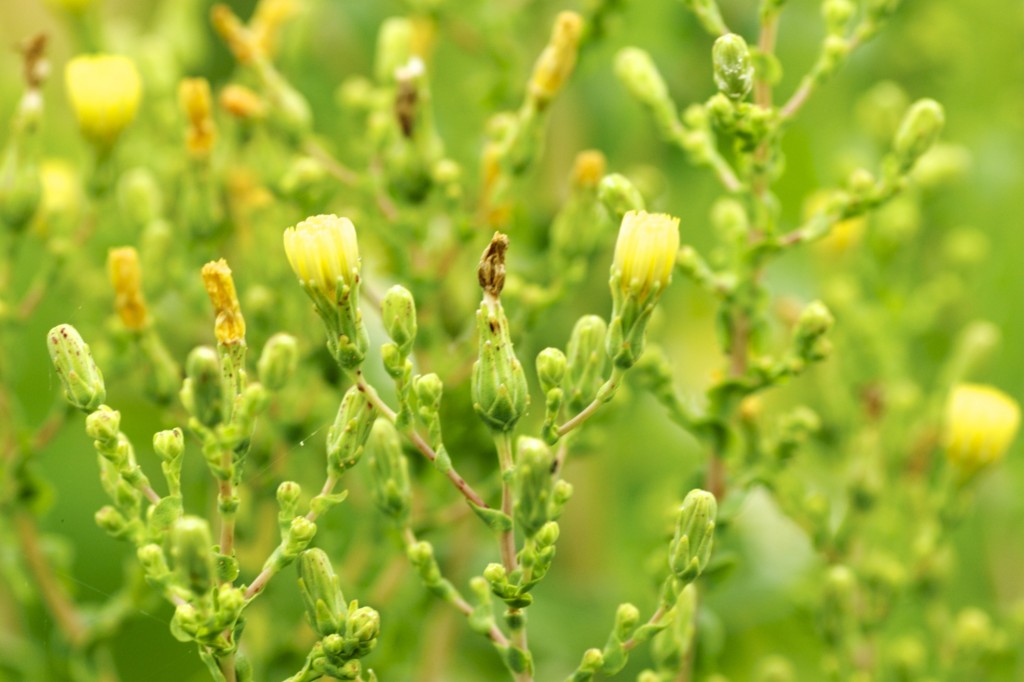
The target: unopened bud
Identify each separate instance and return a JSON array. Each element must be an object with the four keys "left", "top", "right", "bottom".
[
  {"left": 536, "top": 348, "right": 567, "bottom": 394},
  {"left": 598, "top": 173, "right": 646, "bottom": 221},
  {"left": 297, "top": 548, "right": 346, "bottom": 636},
  {"left": 85, "top": 405, "right": 120, "bottom": 444},
  {"left": 712, "top": 34, "right": 753, "bottom": 100},
  {"left": 326, "top": 385, "right": 376, "bottom": 476},
  {"left": 170, "top": 516, "right": 216, "bottom": 596},
  {"left": 181, "top": 346, "right": 223, "bottom": 427},
  {"left": 366, "top": 419, "right": 412, "bottom": 521},
  {"left": 668, "top": 489, "right": 717, "bottom": 584},
  {"left": 513, "top": 437, "right": 556, "bottom": 538},
  {"left": 565, "top": 315, "right": 608, "bottom": 412},
  {"left": 284, "top": 516, "right": 318, "bottom": 558},
  {"left": 893, "top": 99, "right": 945, "bottom": 170},
  {"left": 381, "top": 285, "right": 418, "bottom": 354},
  {"left": 258, "top": 333, "right": 298, "bottom": 391},
  {"left": 47, "top": 324, "right": 105, "bottom": 411}
]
